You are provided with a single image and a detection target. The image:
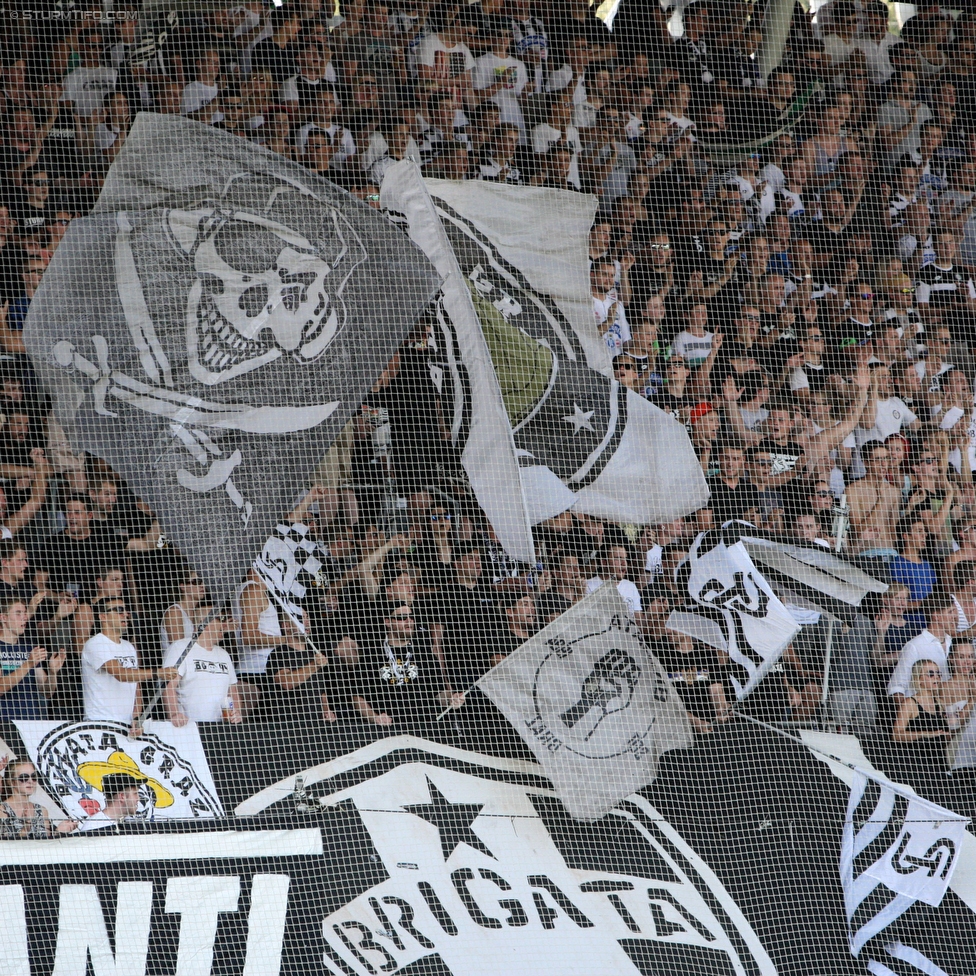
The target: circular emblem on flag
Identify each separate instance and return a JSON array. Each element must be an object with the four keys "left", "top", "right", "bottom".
[
  {"left": 31, "top": 721, "right": 224, "bottom": 826},
  {"left": 531, "top": 618, "right": 668, "bottom": 760}
]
